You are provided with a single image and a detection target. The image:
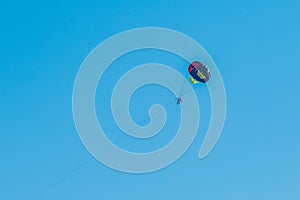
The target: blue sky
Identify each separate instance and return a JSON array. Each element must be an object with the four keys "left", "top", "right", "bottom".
[{"left": 1, "top": 0, "right": 300, "bottom": 199}]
